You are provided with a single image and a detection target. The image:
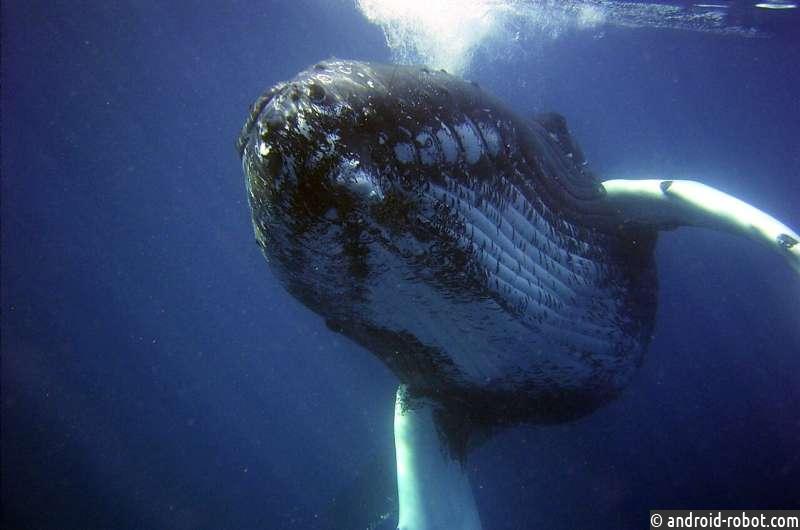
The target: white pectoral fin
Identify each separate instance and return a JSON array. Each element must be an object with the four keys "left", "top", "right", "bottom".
[
  {"left": 394, "top": 385, "right": 482, "bottom": 530},
  {"left": 602, "top": 179, "right": 800, "bottom": 274}
]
